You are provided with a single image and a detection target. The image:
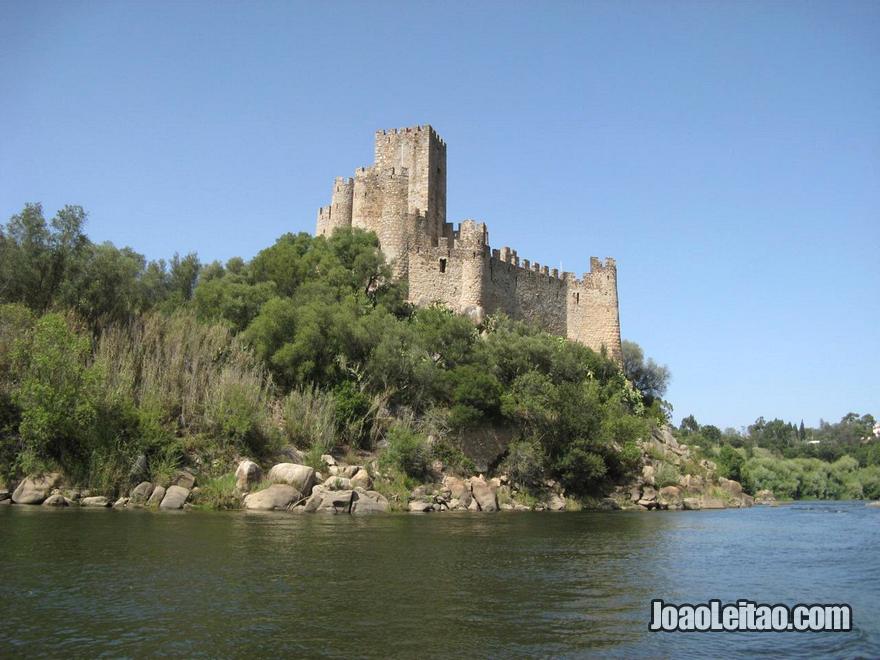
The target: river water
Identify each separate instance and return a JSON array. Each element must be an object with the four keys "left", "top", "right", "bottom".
[{"left": 1, "top": 501, "right": 877, "bottom": 658}]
